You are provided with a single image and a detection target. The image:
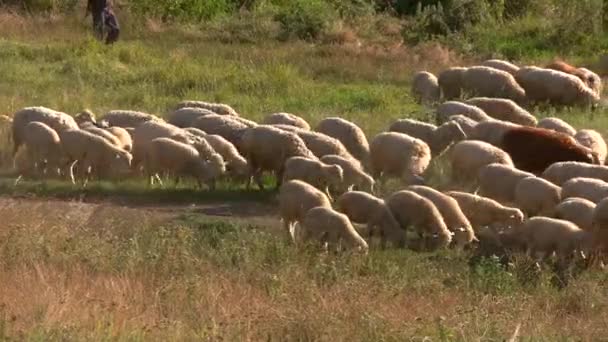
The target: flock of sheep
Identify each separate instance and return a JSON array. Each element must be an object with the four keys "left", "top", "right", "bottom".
[{"left": 3, "top": 57, "right": 608, "bottom": 275}]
